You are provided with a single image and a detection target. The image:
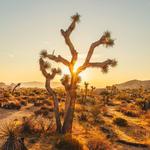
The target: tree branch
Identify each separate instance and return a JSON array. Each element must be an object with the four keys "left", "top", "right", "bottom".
[
  {"left": 77, "top": 31, "right": 115, "bottom": 74},
  {"left": 88, "top": 59, "right": 117, "bottom": 73},
  {"left": 60, "top": 13, "right": 80, "bottom": 64},
  {"left": 77, "top": 59, "right": 117, "bottom": 74},
  {"left": 39, "top": 58, "right": 61, "bottom": 79},
  {"left": 39, "top": 58, "right": 49, "bottom": 78},
  {"left": 84, "top": 38, "right": 103, "bottom": 65},
  {"left": 46, "top": 54, "right": 70, "bottom": 67}
]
